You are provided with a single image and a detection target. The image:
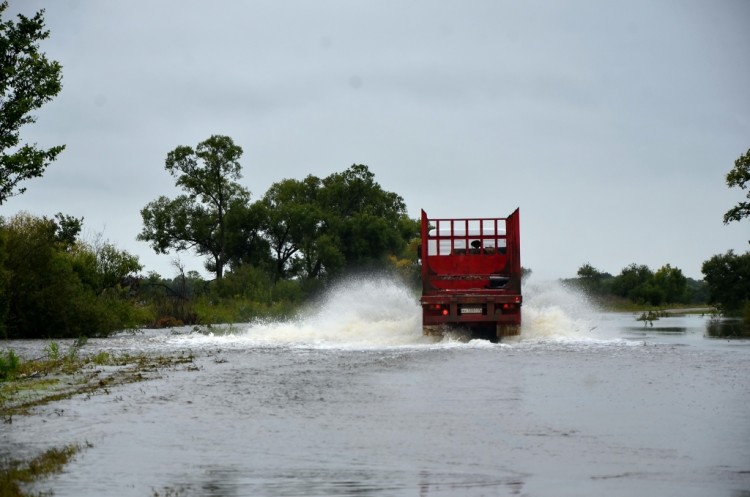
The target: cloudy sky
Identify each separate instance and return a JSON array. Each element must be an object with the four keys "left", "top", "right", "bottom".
[{"left": 4, "top": 0, "right": 749, "bottom": 281}]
